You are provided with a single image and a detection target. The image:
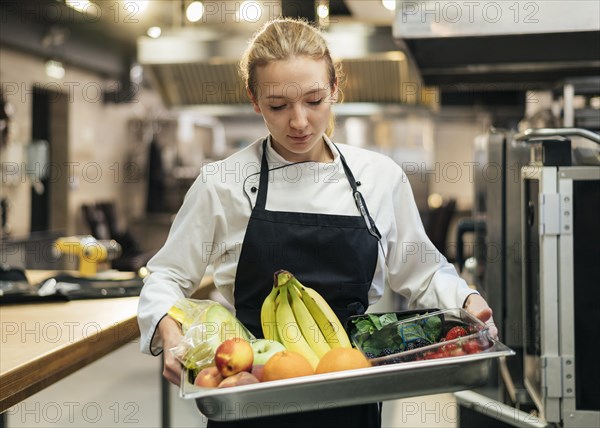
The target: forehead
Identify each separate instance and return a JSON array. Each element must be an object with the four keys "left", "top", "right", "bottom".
[{"left": 254, "top": 57, "right": 330, "bottom": 99}]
